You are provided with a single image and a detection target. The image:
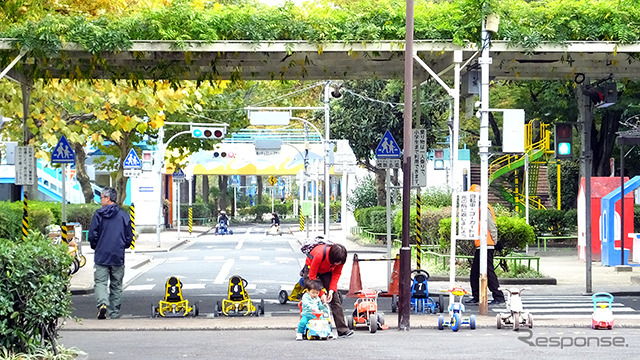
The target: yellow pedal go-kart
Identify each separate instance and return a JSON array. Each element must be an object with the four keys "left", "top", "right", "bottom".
[
  {"left": 152, "top": 276, "right": 199, "bottom": 317},
  {"left": 216, "top": 275, "right": 264, "bottom": 316}
]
